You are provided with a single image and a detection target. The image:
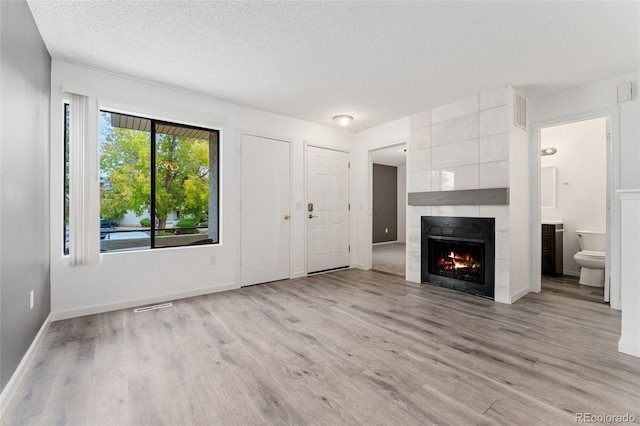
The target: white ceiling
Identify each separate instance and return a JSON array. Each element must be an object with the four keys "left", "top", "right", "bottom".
[{"left": 27, "top": 1, "right": 640, "bottom": 132}]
